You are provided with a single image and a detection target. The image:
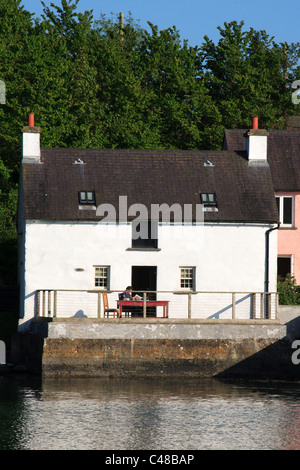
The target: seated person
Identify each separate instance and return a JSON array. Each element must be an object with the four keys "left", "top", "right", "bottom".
[
  {"left": 119, "top": 286, "right": 133, "bottom": 301},
  {"left": 119, "top": 286, "right": 142, "bottom": 317}
]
